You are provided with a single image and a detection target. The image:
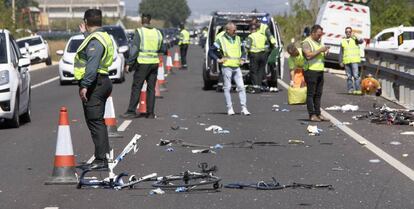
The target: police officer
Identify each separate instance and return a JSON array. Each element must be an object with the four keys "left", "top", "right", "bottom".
[
  {"left": 251, "top": 17, "right": 278, "bottom": 91},
  {"left": 339, "top": 26, "right": 363, "bottom": 94},
  {"left": 75, "top": 9, "right": 114, "bottom": 169},
  {"left": 246, "top": 24, "right": 267, "bottom": 93},
  {"left": 208, "top": 22, "right": 251, "bottom": 116},
  {"left": 121, "top": 14, "right": 164, "bottom": 119},
  {"left": 301, "top": 24, "right": 330, "bottom": 122},
  {"left": 178, "top": 24, "right": 190, "bottom": 69}
]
